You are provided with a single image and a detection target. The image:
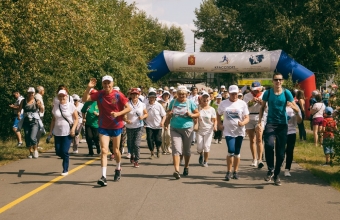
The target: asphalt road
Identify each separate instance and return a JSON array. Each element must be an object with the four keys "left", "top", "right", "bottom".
[{"left": 0, "top": 135, "right": 339, "bottom": 220}]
